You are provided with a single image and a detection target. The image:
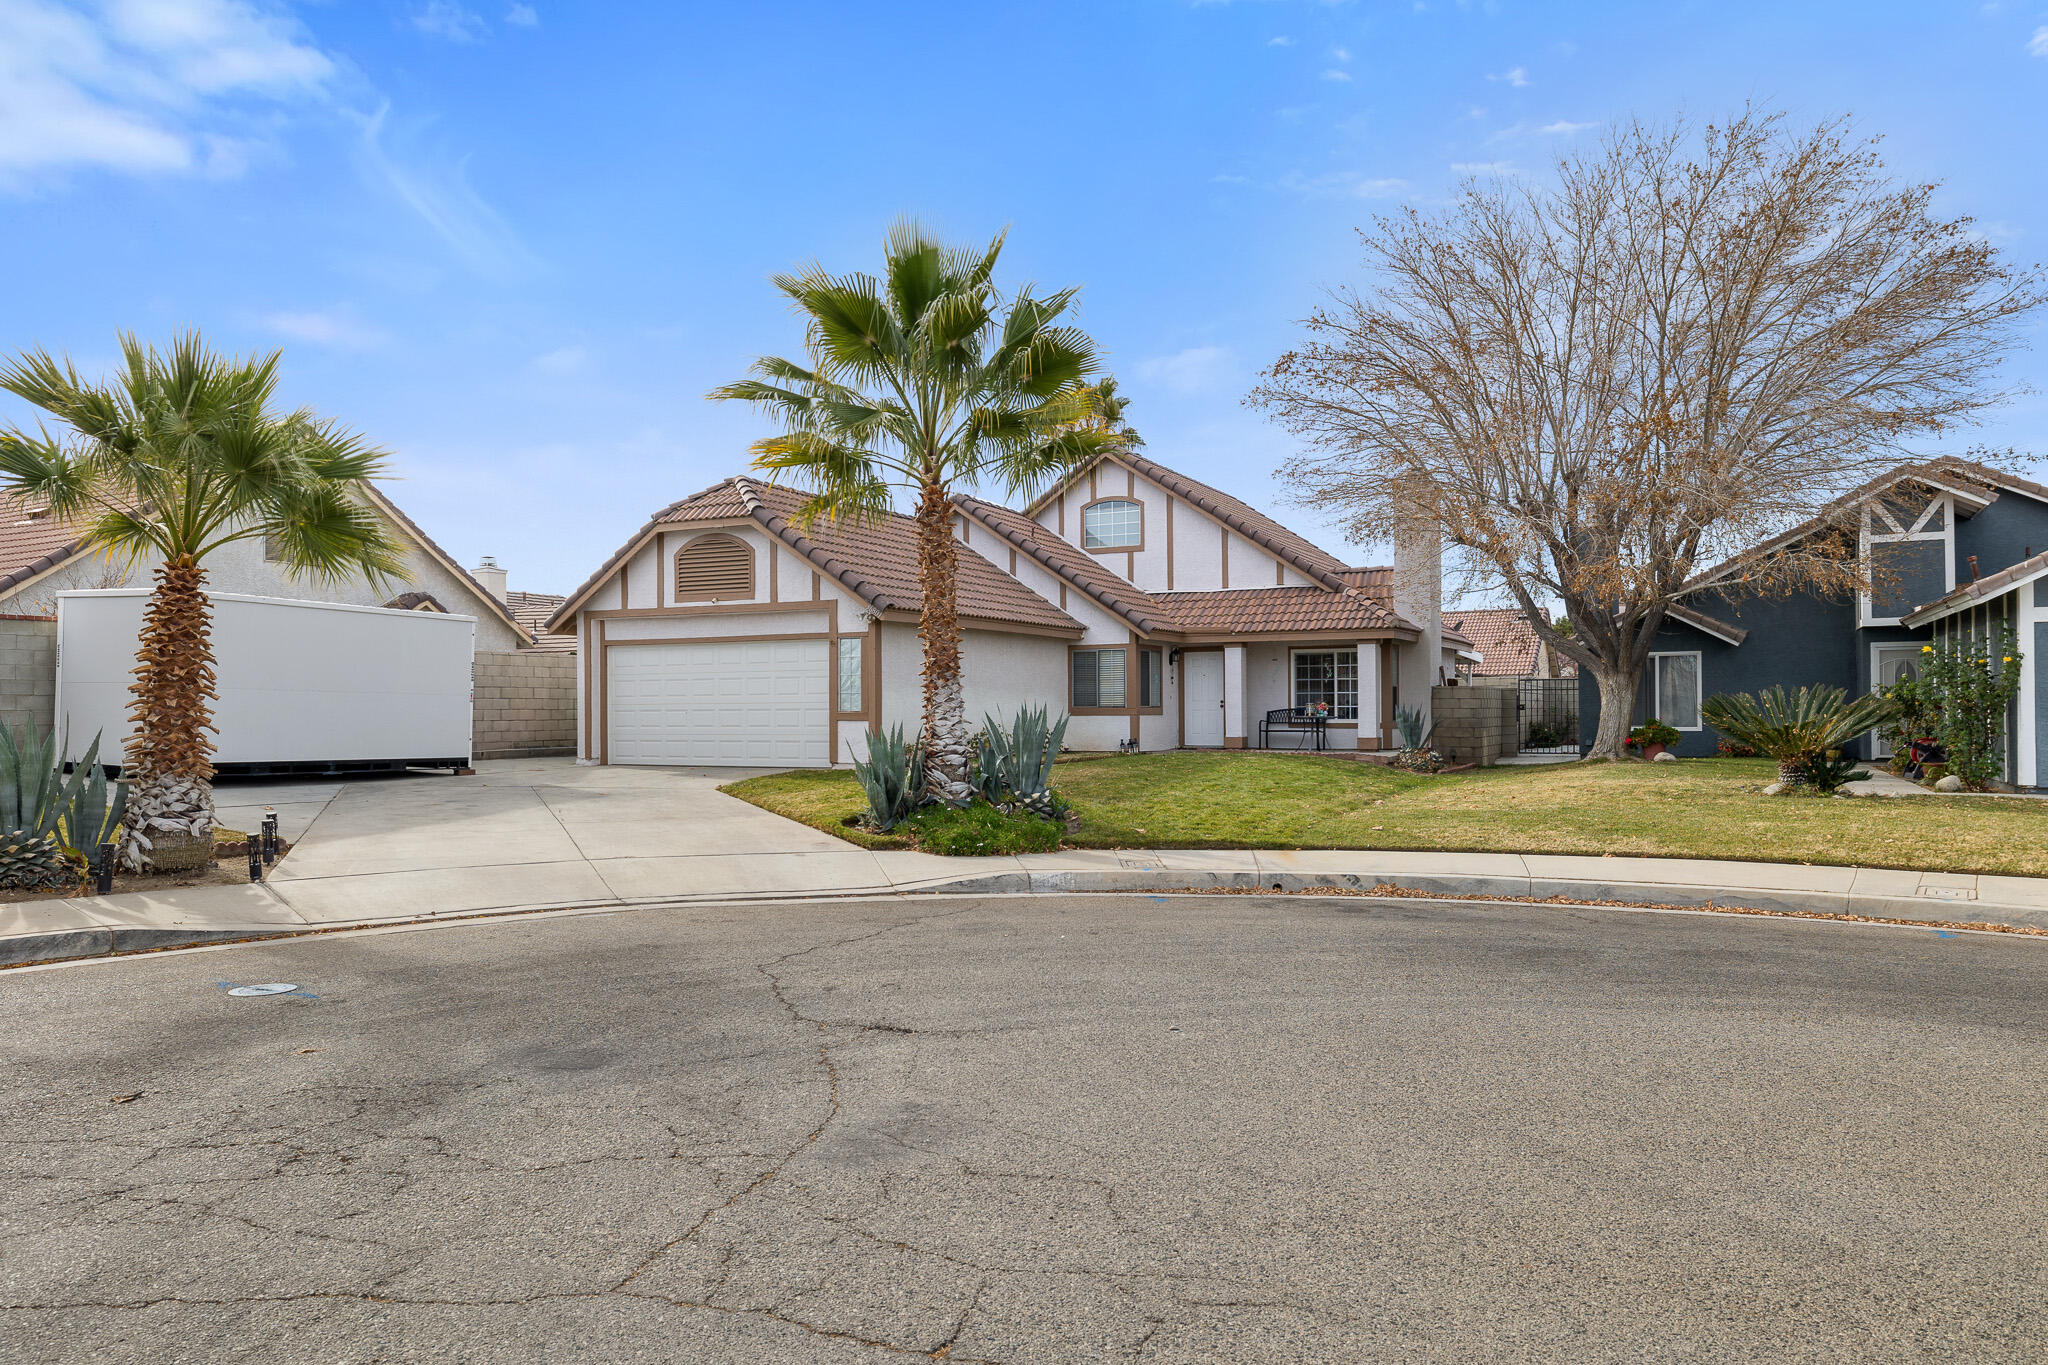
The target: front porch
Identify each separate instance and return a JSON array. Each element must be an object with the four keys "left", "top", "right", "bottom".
[{"left": 1172, "top": 638, "right": 1399, "bottom": 752}]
